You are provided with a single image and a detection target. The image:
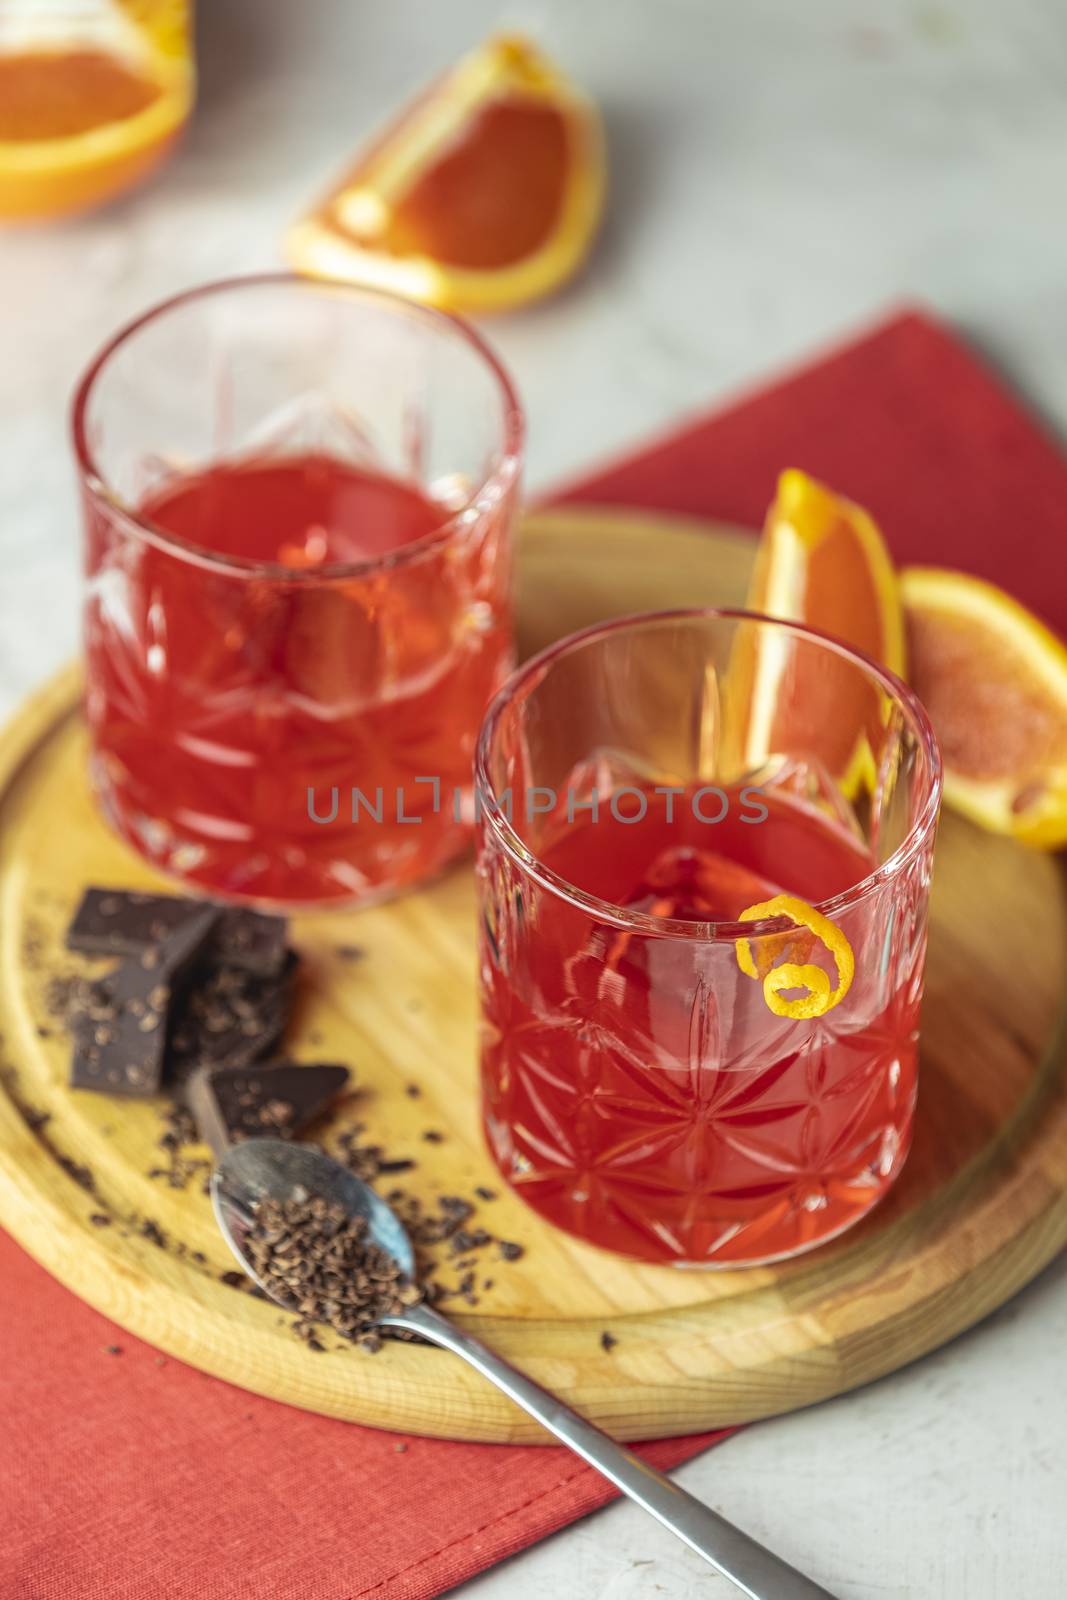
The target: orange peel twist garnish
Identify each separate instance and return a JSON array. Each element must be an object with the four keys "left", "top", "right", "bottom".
[{"left": 736, "top": 894, "right": 854, "bottom": 1019}]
